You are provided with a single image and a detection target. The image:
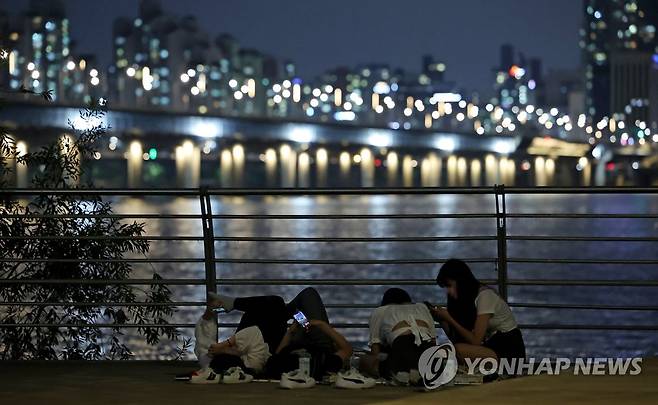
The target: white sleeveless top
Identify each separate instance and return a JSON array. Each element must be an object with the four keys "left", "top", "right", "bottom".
[{"left": 369, "top": 303, "right": 437, "bottom": 347}]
